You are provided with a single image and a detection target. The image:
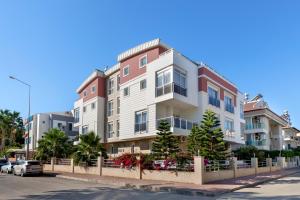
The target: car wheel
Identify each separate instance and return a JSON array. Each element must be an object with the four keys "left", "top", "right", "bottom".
[{"left": 20, "top": 169, "right": 25, "bottom": 177}]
